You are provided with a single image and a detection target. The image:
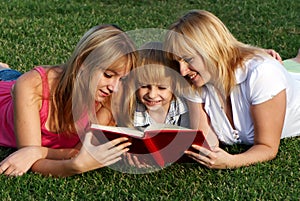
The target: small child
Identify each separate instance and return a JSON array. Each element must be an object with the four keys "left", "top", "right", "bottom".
[{"left": 115, "top": 42, "right": 191, "bottom": 130}]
